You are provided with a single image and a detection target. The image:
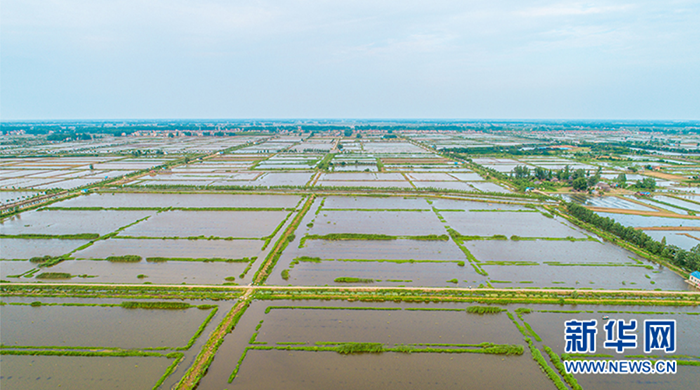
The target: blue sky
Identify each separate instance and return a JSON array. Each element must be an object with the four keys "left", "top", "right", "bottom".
[{"left": 1, "top": 0, "right": 699, "bottom": 120}]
